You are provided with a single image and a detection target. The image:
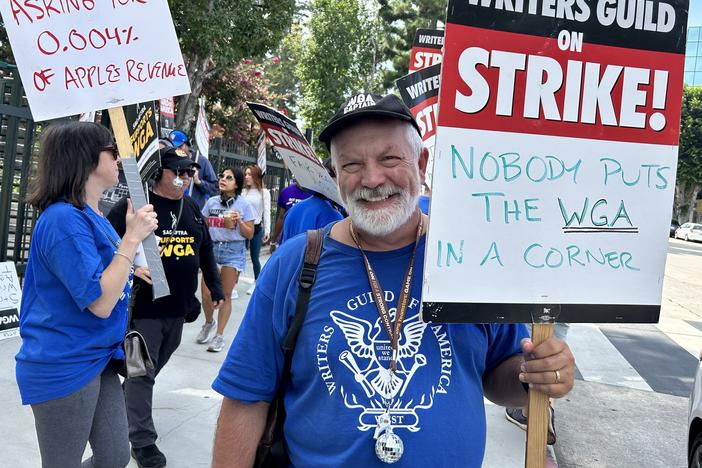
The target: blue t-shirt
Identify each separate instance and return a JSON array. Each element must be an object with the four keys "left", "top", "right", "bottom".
[
  {"left": 202, "top": 195, "right": 255, "bottom": 242},
  {"left": 418, "top": 194, "right": 430, "bottom": 215},
  {"left": 15, "top": 203, "right": 131, "bottom": 405},
  {"left": 281, "top": 195, "right": 344, "bottom": 243},
  {"left": 212, "top": 227, "right": 528, "bottom": 467}
]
